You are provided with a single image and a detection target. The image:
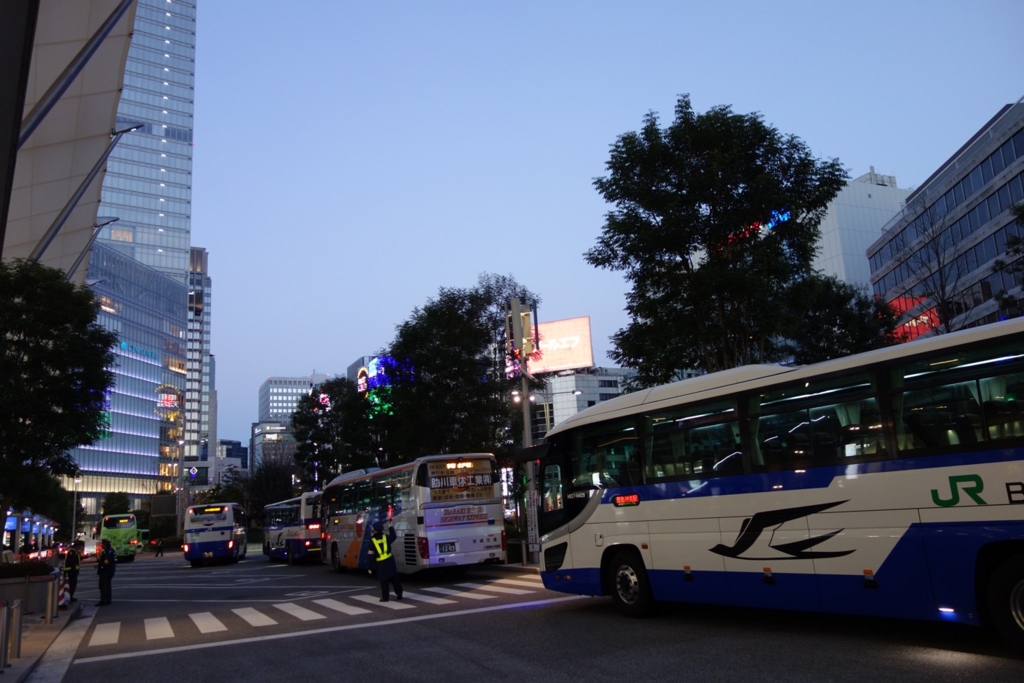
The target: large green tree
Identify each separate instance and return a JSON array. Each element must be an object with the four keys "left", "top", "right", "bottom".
[
  {"left": 291, "top": 376, "right": 376, "bottom": 488},
  {"left": 585, "top": 95, "right": 848, "bottom": 385},
  {"left": 1, "top": 259, "right": 117, "bottom": 539},
  {"left": 785, "top": 275, "right": 903, "bottom": 365},
  {"left": 382, "top": 273, "right": 538, "bottom": 464}
]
